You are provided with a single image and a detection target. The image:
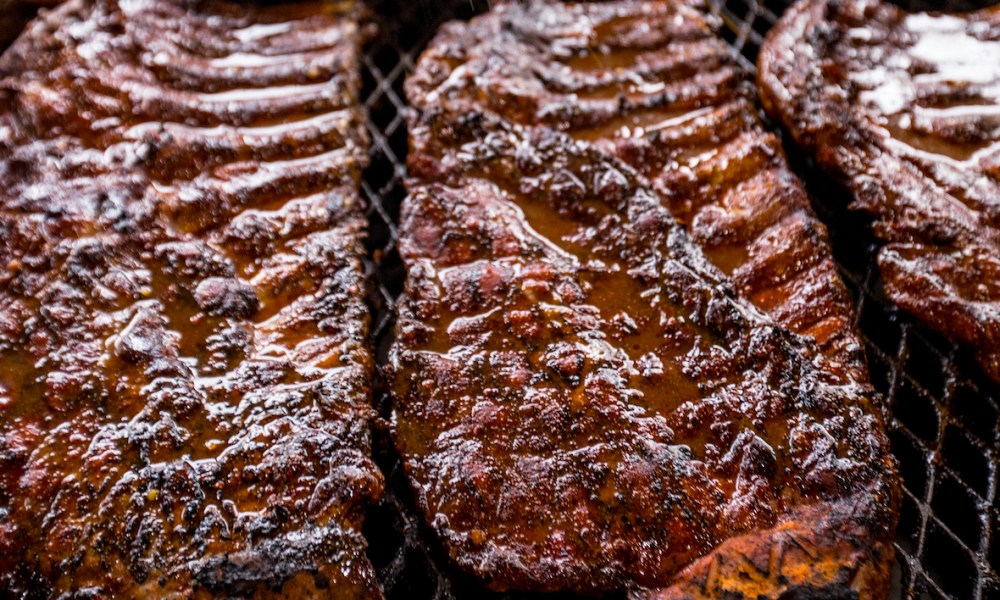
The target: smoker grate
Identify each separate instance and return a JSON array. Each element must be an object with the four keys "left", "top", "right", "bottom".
[{"left": 353, "top": 1, "right": 1000, "bottom": 599}]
